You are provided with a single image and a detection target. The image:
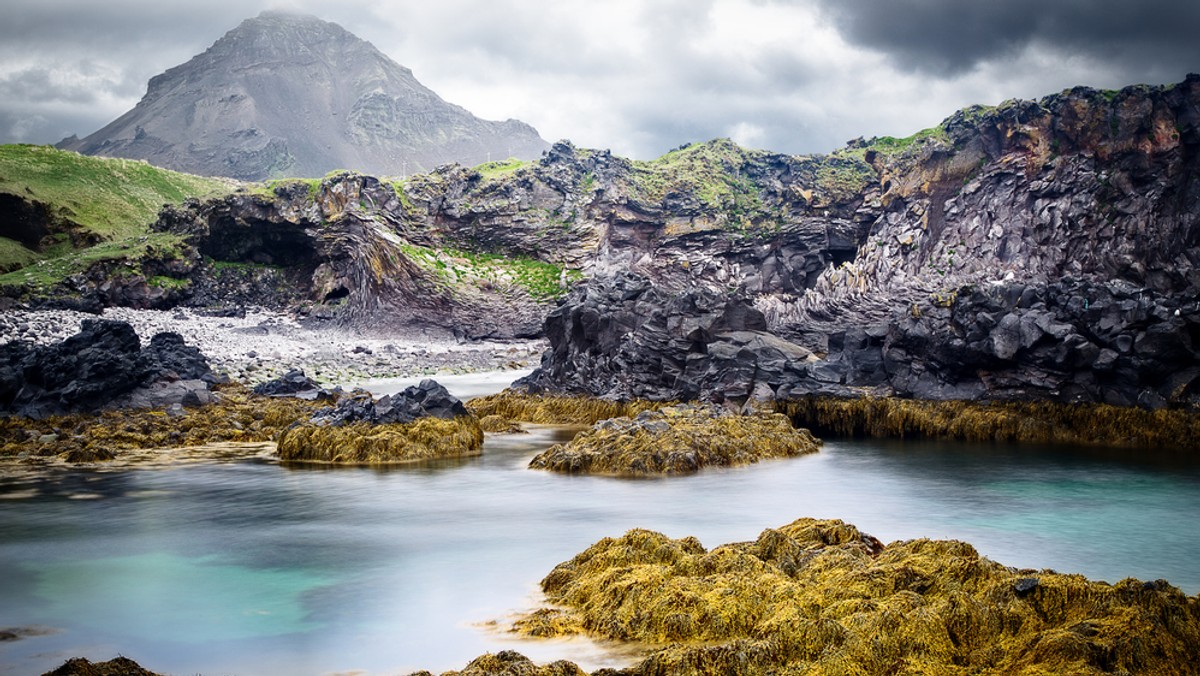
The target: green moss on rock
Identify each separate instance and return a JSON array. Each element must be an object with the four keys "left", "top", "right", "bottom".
[{"left": 528, "top": 404, "right": 820, "bottom": 477}]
